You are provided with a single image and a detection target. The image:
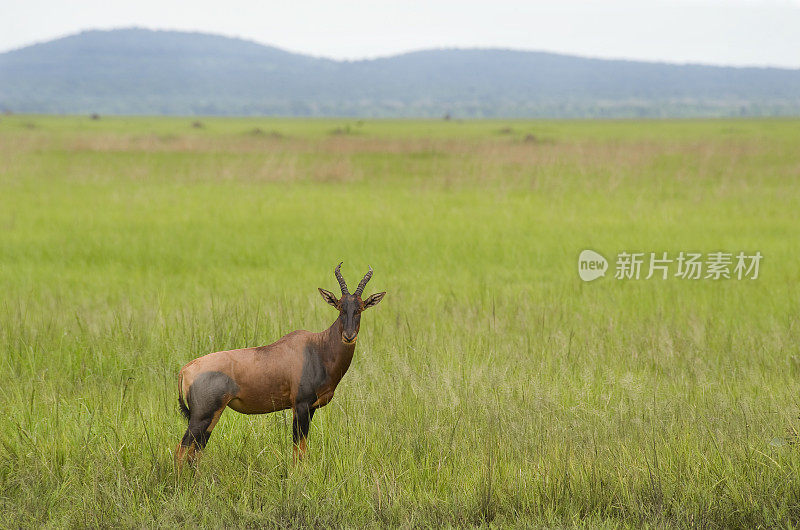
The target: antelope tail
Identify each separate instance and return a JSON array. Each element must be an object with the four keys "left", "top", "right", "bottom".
[{"left": 178, "top": 371, "right": 190, "bottom": 420}]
